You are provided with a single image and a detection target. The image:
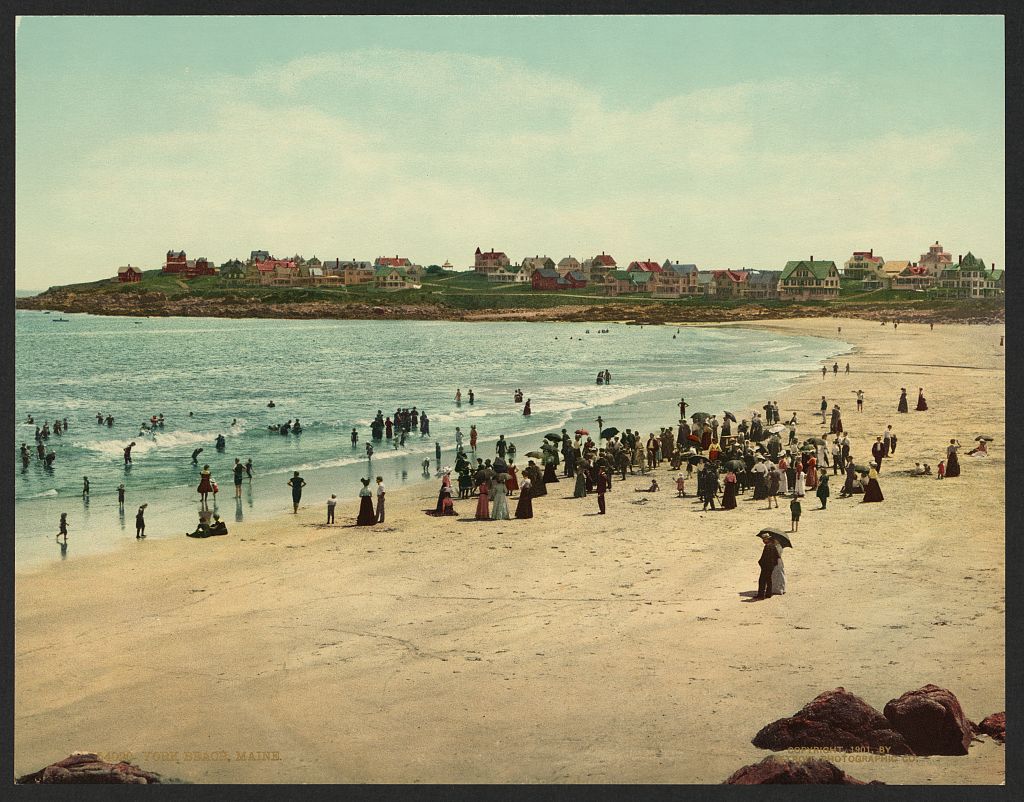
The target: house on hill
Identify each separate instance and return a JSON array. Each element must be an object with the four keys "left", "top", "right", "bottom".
[
  {"left": 557, "top": 256, "right": 581, "bottom": 275},
  {"left": 374, "top": 266, "right": 414, "bottom": 290},
  {"left": 250, "top": 250, "right": 271, "bottom": 263},
  {"left": 162, "top": 250, "right": 216, "bottom": 278},
  {"left": 655, "top": 262, "right": 698, "bottom": 297},
  {"left": 711, "top": 269, "right": 749, "bottom": 299},
  {"left": 941, "top": 252, "right": 1003, "bottom": 298},
  {"left": 744, "top": 270, "right": 782, "bottom": 300},
  {"left": 777, "top": 258, "right": 840, "bottom": 300},
  {"left": 488, "top": 265, "right": 530, "bottom": 284},
  {"left": 583, "top": 252, "right": 617, "bottom": 282},
  {"left": 219, "top": 259, "right": 246, "bottom": 280},
  {"left": 522, "top": 255, "right": 556, "bottom": 274},
  {"left": 116, "top": 265, "right": 142, "bottom": 283},
  {"left": 890, "top": 264, "right": 934, "bottom": 292},
  {"left": 603, "top": 269, "right": 653, "bottom": 296},
  {"left": 862, "top": 260, "right": 912, "bottom": 290},
  {"left": 473, "top": 247, "right": 510, "bottom": 274},
  {"left": 627, "top": 259, "right": 663, "bottom": 273},
  {"left": 531, "top": 267, "right": 585, "bottom": 291},
  {"left": 918, "top": 241, "right": 953, "bottom": 276},
  {"left": 843, "top": 249, "right": 884, "bottom": 280}
]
